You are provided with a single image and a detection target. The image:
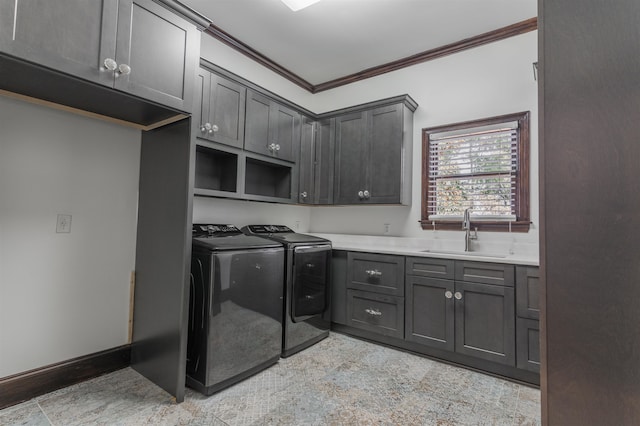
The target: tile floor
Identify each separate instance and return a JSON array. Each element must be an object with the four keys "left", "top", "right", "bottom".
[{"left": 0, "top": 333, "right": 540, "bottom": 425}]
